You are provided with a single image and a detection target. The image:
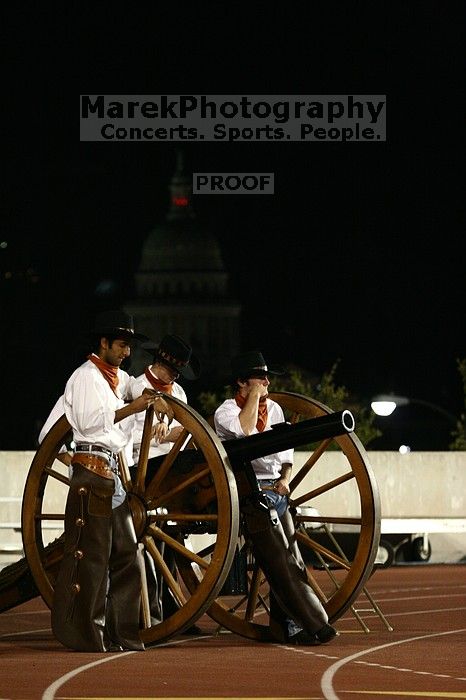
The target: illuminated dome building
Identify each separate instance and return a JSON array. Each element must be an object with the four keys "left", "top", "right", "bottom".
[{"left": 124, "top": 152, "right": 241, "bottom": 382}]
